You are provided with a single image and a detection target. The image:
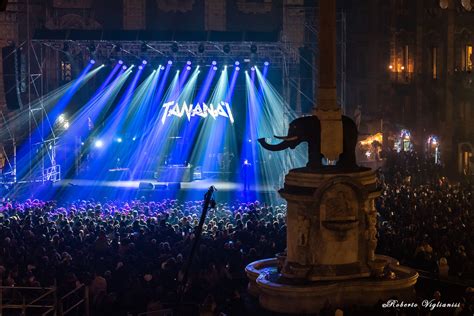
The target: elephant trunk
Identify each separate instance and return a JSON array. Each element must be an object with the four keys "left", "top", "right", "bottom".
[{"left": 258, "top": 137, "right": 296, "bottom": 151}]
